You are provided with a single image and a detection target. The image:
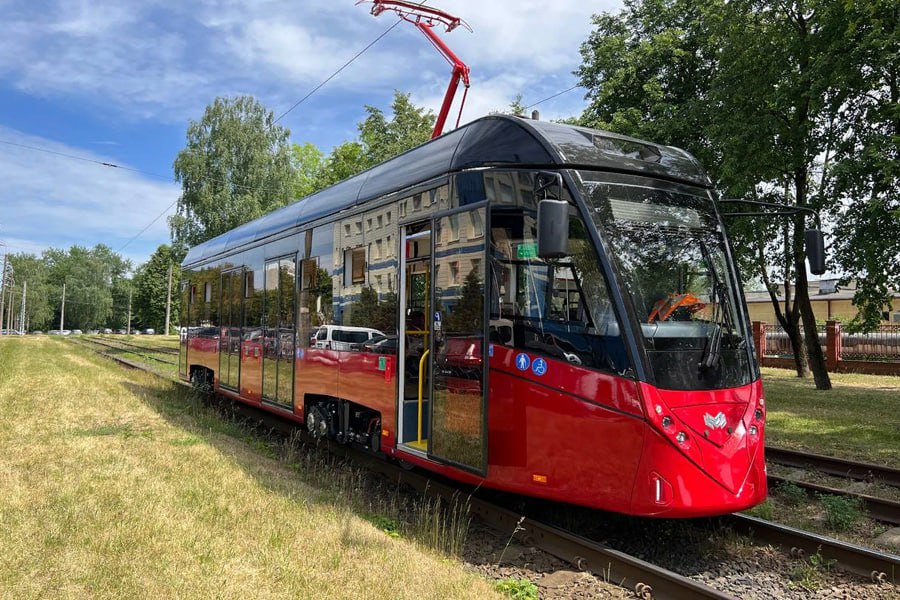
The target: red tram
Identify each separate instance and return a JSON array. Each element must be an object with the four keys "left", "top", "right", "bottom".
[{"left": 180, "top": 115, "right": 772, "bottom": 516}]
